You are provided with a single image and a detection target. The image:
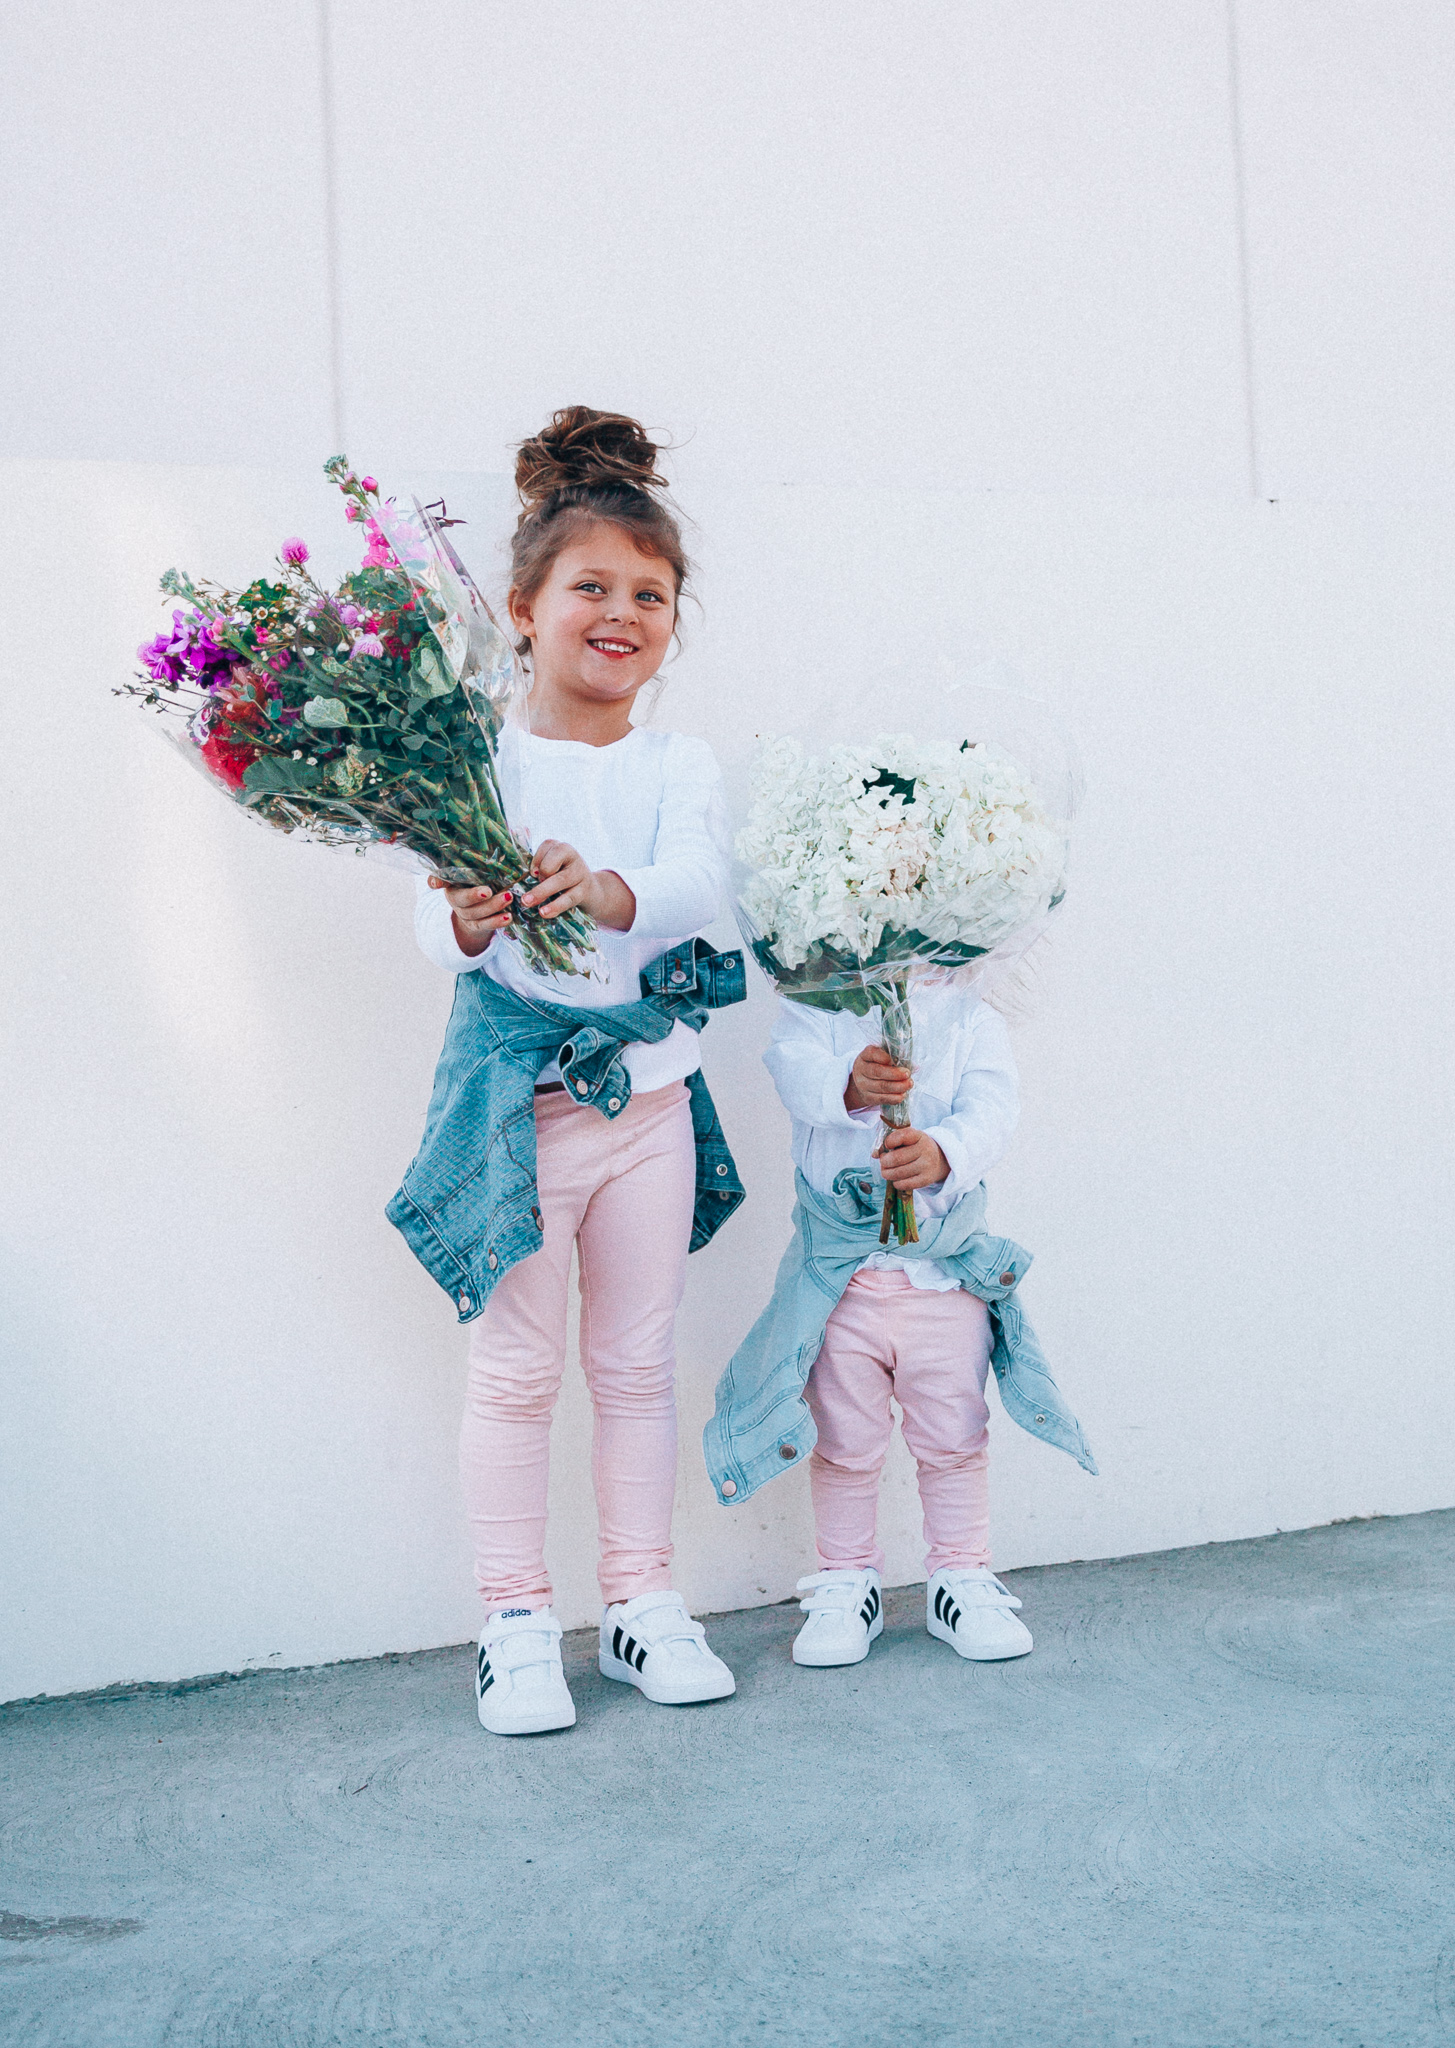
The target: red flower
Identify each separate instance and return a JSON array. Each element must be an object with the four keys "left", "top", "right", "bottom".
[{"left": 199, "top": 730, "right": 259, "bottom": 792}]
